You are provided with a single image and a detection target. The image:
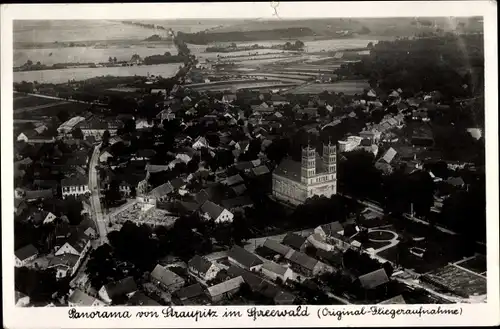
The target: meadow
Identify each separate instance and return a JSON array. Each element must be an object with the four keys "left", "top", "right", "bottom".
[{"left": 287, "top": 80, "right": 370, "bottom": 95}]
